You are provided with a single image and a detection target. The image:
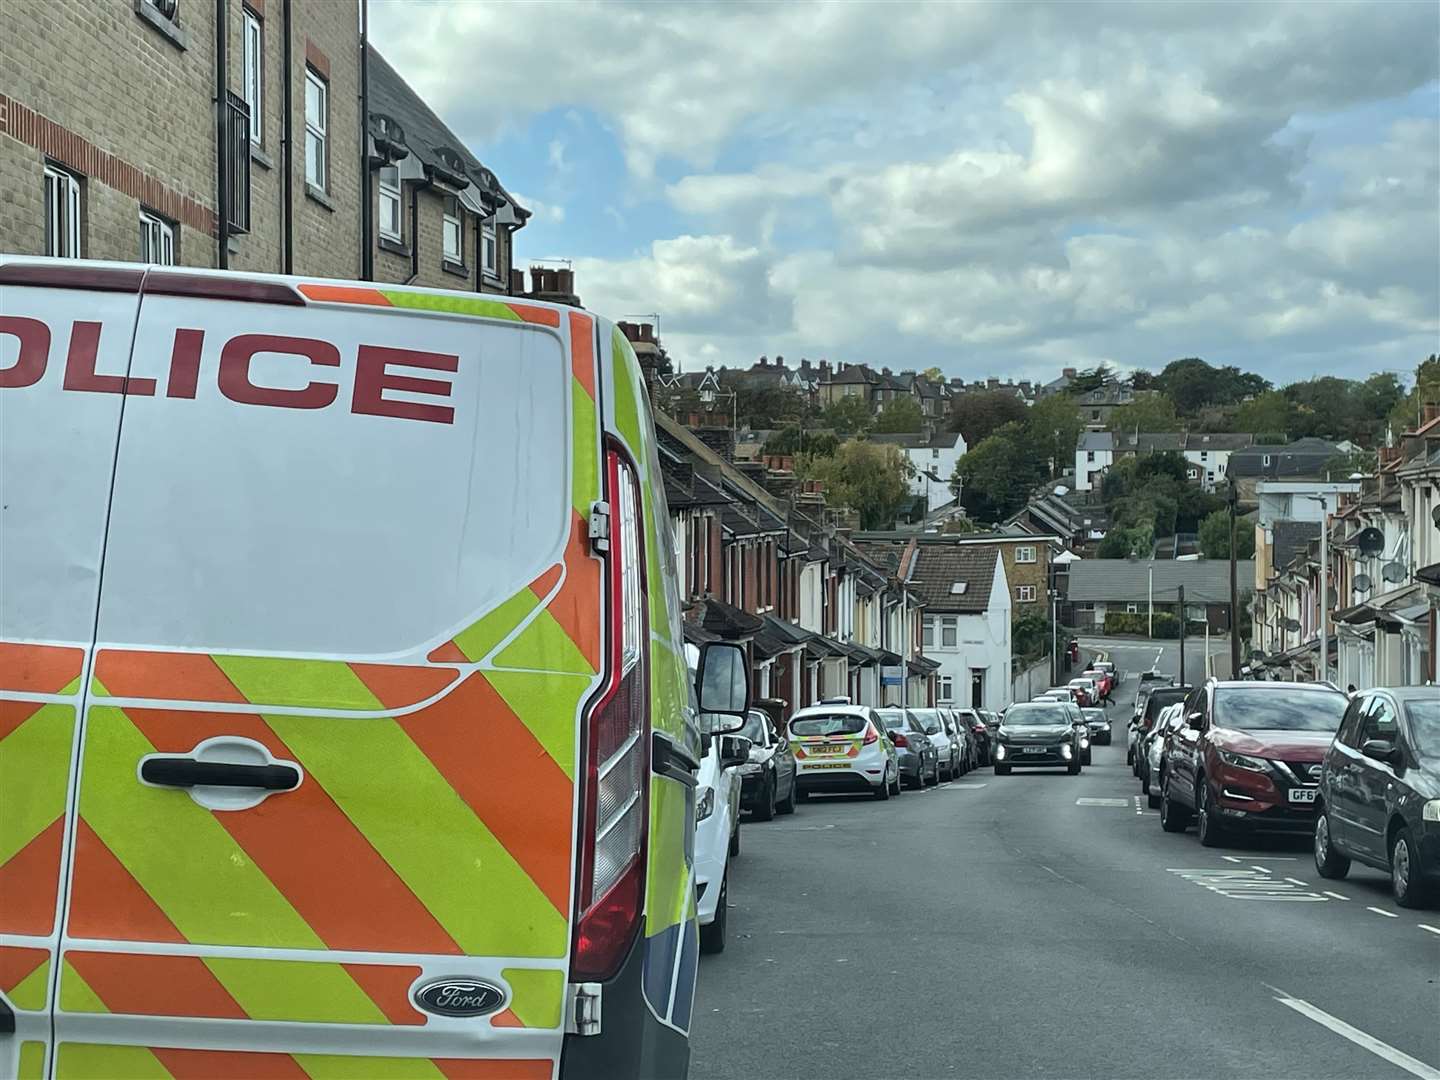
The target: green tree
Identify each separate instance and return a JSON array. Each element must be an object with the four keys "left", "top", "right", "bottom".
[
  {"left": 922, "top": 366, "right": 945, "bottom": 384},
  {"left": 733, "top": 384, "right": 809, "bottom": 429},
  {"left": 872, "top": 396, "right": 924, "bottom": 433},
  {"left": 1025, "top": 393, "right": 1083, "bottom": 479},
  {"left": 1386, "top": 355, "right": 1440, "bottom": 434},
  {"left": 819, "top": 395, "right": 874, "bottom": 436},
  {"left": 1069, "top": 365, "right": 1111, "bottom": 395},
  {"left": 1233, "top": 390, "right": 1295, "bottom": 437},
  {"left": 1154, "top": 358, "right": 1269, "bottom": 416},
  {"left": 951, "top": 422, "right": 1047, "bottom": 523},
  {"left": 1098, "top": 525, "right": 1154, "bottom": 559},
  {"left": 1106, "top": 392, "right": 1180, "bottom": 434},
  {"left": 763, "top": 426, "right": 838, "bottom": 457},
  {"left": 1322, "top": 447, "right": 1377, "bottom": 480},
  {"left": 797, "top": 442, "right": 912, "bottom": 529},
  {"left": 1012, "top": 612, "right": 1052, "bottom": 662},
  {"left": 952, "top": 390, "right": 1028, "bottom": 447},
  {"left": 1198, "top": 508, "right": 1256, "bottom": 560}
]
